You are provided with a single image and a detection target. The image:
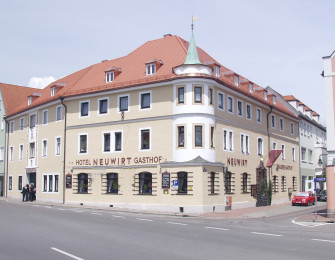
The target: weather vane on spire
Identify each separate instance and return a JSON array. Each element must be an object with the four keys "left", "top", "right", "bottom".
[{"left": 191, "top": 16, "right": 198, "bottom": 31}]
